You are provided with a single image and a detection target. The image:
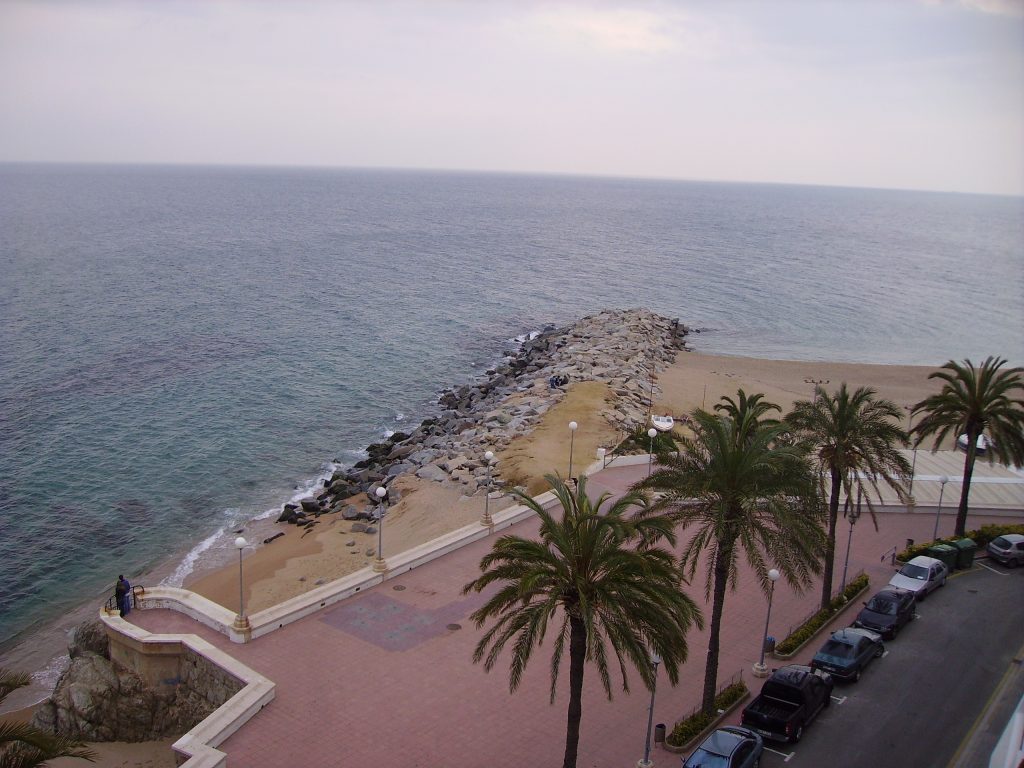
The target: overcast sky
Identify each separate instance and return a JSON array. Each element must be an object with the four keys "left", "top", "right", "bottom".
[{"left": 1, "top": 0, "right": 1022, "bottom": 195}]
